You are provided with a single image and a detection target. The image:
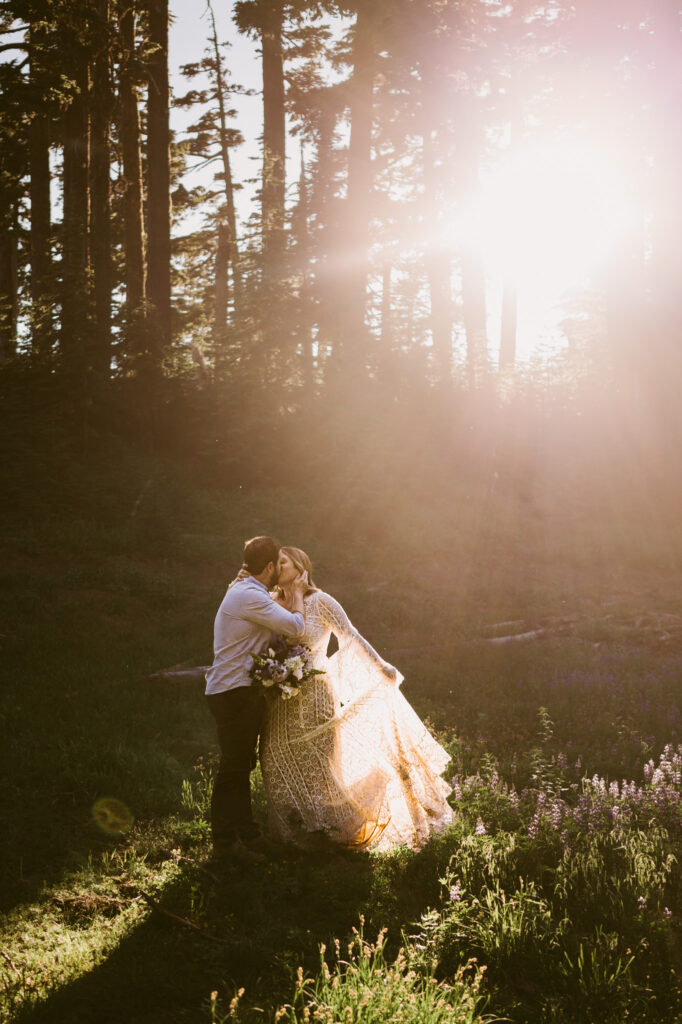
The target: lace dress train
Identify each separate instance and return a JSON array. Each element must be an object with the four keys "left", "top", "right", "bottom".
[{"left": 260, "top": 591, "right": 454, "bottom": 852}]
